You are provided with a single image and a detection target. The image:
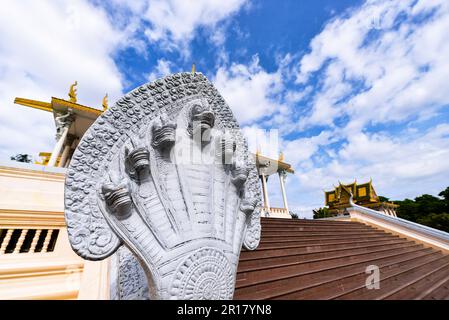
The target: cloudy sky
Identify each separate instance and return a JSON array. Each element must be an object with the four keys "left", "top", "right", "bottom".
[{"left": 1, "top": 0, "right": 448, "bottom": 217}]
